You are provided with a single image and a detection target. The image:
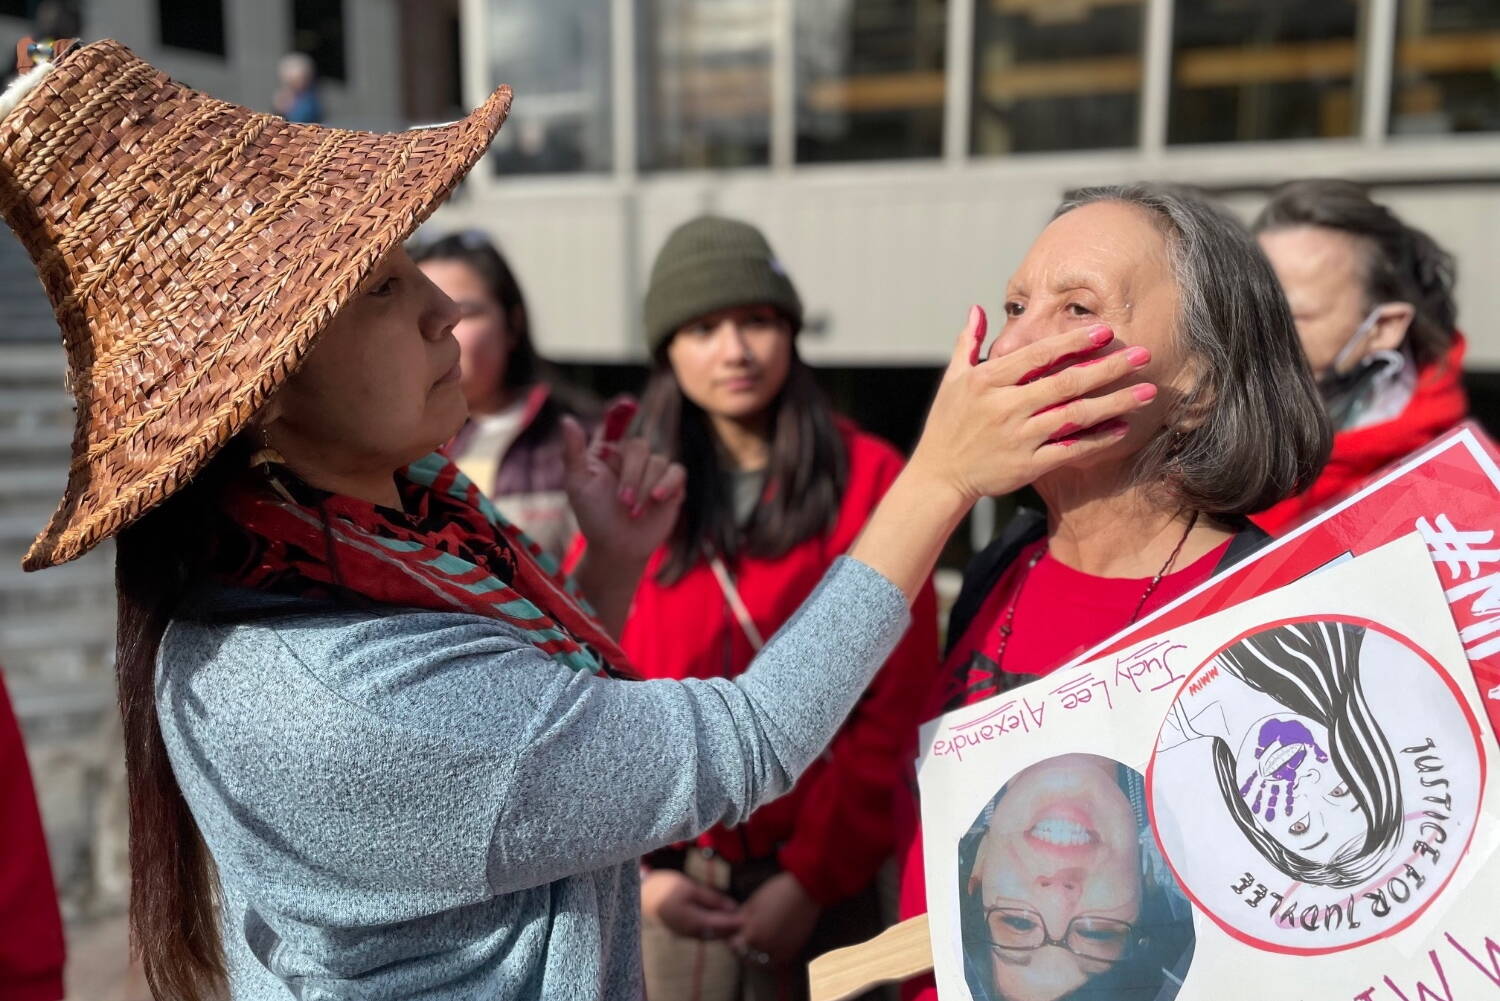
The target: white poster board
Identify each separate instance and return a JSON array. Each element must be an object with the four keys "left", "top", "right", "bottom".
[{"left": 918, "top": 535, "right": 1500, "bottom": 1001}]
